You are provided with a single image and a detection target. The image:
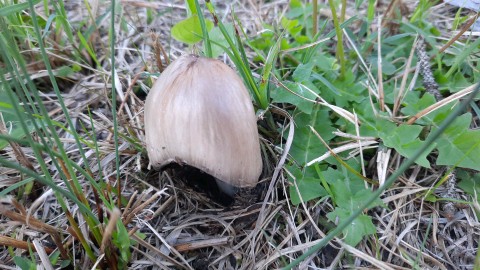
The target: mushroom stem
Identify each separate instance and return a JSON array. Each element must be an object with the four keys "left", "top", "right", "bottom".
[{"left": 215, "top": 179, "right": 237, "bottom": 197}]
